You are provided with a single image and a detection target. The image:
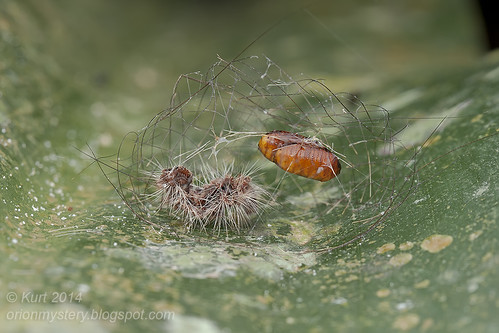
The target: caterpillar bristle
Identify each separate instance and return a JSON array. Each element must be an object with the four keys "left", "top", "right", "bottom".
[{"left": 151, "top": 164, "right": 268, "bottom": 233}]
